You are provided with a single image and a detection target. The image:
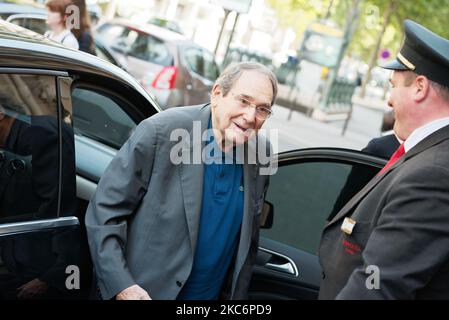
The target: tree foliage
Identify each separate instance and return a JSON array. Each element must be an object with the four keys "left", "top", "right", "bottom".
[{"left": 267, "top": 0, "right": 449, "bottom": 62}]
